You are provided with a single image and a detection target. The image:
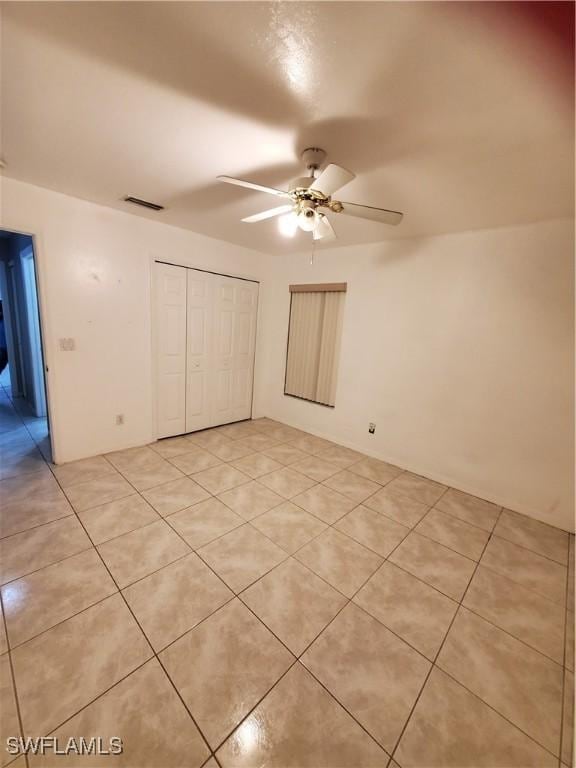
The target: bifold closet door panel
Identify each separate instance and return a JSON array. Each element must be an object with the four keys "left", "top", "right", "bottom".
[
  {"left": 155, "top": 263, "right": 187, "bottom": 438},
  {"left": 212, "top": 276, "right": 236, "bottom": 426},
  {"left": 212, "top": 276, "right": 258, "bottom": 426},
  {"left": 231, "top": 279, "right": 259, "bottom": 421},
  {"left": 185, "top": 269, "right": 214, "bottom": 433}
]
